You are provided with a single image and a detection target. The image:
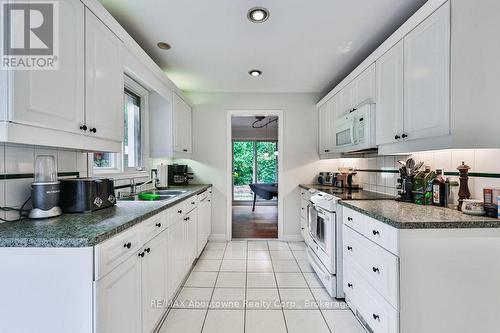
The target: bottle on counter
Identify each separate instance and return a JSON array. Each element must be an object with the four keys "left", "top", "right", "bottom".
[{"left": 432, "top": 169, "right": 446, "bottom": 207}]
